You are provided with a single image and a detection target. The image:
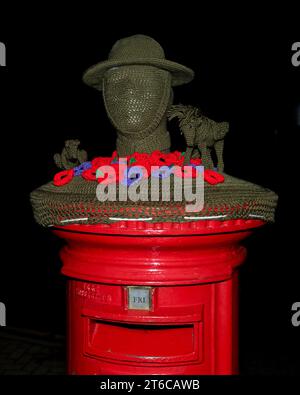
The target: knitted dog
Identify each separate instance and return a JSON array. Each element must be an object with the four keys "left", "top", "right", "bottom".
[{"left": 54, "top": 139, "right": 87, "bottom": 170}]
